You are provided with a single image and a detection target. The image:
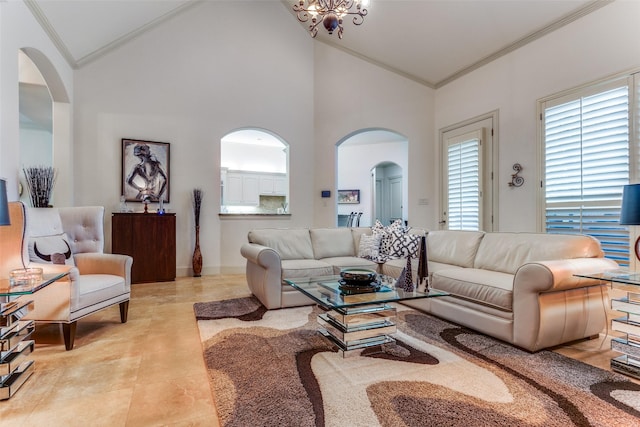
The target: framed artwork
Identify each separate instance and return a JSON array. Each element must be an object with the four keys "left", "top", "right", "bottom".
[
  {"left": 122, "top": 138, "right": 170, "bottom": 203},
  {"left": 337, "top": 189, "right": 360, "bottom": 204}
]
